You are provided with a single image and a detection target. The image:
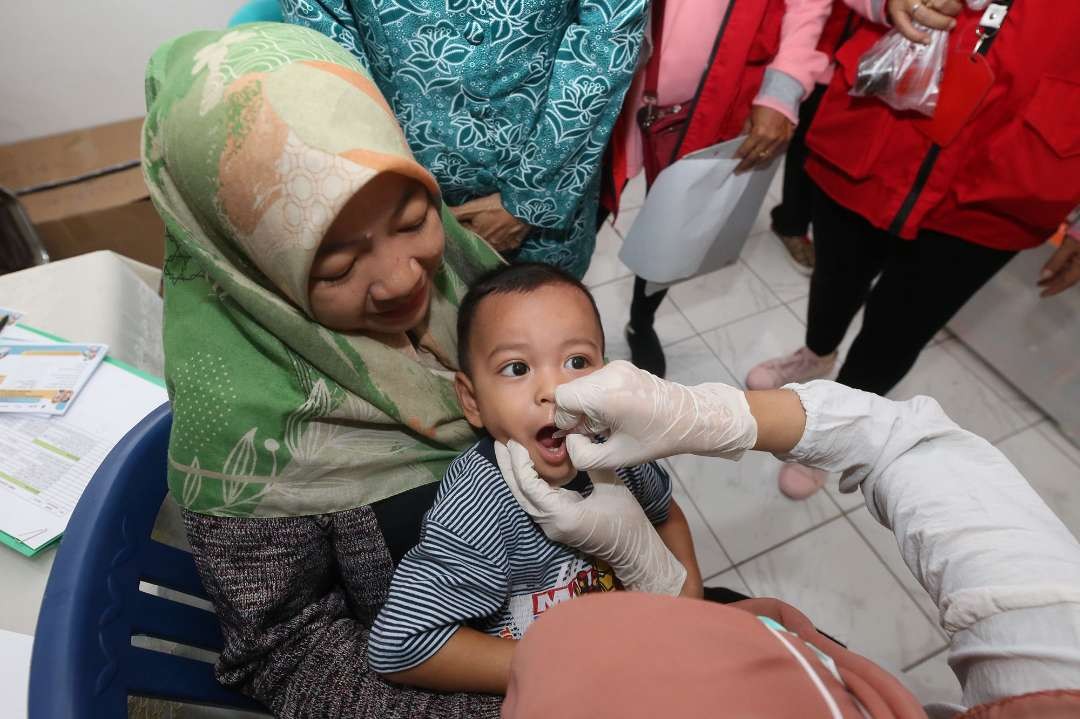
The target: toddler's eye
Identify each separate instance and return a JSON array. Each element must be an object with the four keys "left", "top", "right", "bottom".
[
  {"left": 499, "top": 361, "right": 529, "bottom": 377},
  {"left": 564, "top": 355, "right": 589, "bottom": 370}
]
